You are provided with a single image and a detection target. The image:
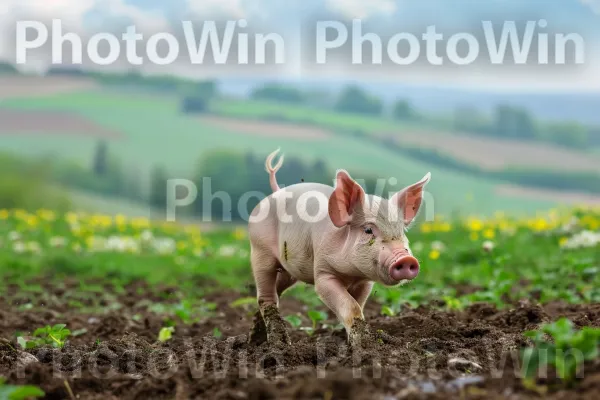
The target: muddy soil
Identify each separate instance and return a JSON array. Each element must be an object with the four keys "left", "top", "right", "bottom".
[{"left": 1, "top": 280, "right": 599, "bottom": 399}]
